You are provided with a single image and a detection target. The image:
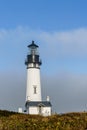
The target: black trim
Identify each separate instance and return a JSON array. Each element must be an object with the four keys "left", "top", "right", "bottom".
[{"left": 27, "top": 67, "right": 40, "bottom": 69}]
